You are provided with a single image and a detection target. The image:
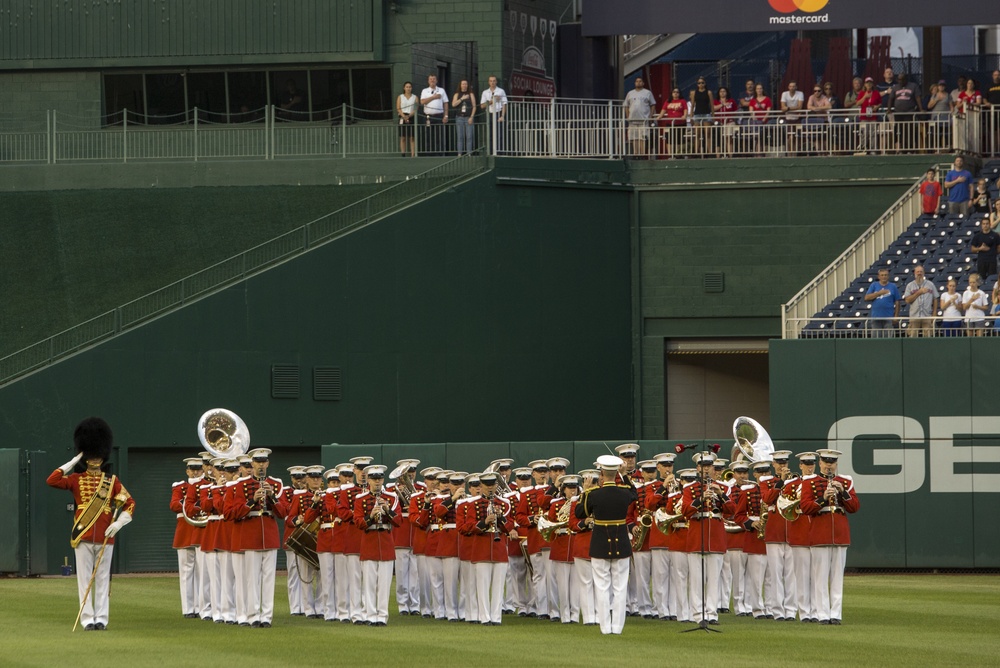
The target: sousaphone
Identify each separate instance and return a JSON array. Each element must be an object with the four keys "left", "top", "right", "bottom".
[
  {"left": 181, "top": 409, "right": 251, "bottom": 528},
  {"left": 731, "top": 416, "right": 775, "bottom": 465}
]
